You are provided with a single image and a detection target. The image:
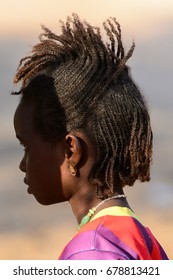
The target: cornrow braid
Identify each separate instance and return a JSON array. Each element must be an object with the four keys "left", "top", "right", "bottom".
[{"left": 13, "top": 14, "right": 153, "bottom": 199}]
